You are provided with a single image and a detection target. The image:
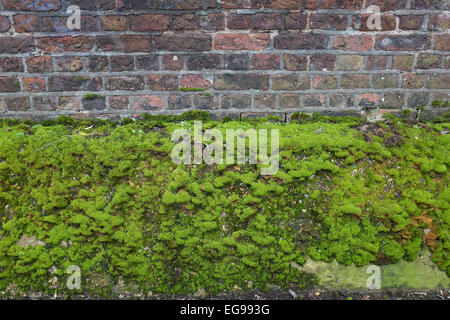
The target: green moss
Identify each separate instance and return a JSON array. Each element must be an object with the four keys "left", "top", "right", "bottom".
[
  {"left": 82, "top": 94, "right": 104, "bottom": 100},
  {"left": 0, "top": 114, "right": 448, "bottom": 297},
  {"left": 178, "top": 87, "right": 206, "bottom": 92}
]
